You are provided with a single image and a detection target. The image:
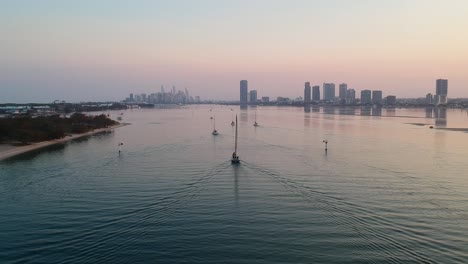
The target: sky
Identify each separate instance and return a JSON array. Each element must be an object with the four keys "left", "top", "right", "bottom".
[{"left": 1, "top": 0, "right": 468, "bottom": 103}]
